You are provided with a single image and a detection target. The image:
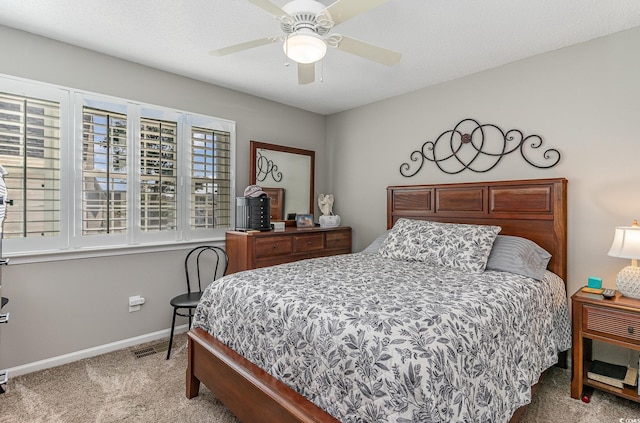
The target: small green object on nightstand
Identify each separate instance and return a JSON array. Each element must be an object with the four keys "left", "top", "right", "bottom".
[{"left": 588, "top": 276, "right": 602, "bottom": 289}]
